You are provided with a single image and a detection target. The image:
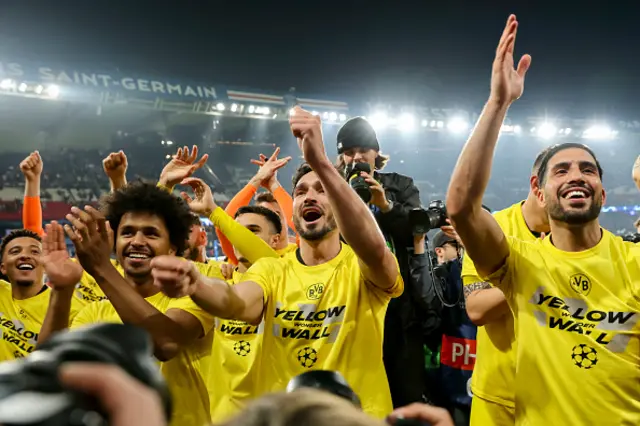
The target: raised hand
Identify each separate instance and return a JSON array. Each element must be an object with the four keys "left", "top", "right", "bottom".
[
  {"left": 289, "top": 106, "right": 328, "bottom": 168},
  {"left": 150, "top": 255, "right": 200, "bottom": 298},
  {"left": 249, "top": 147, "right": 292, "bottom": 189},
  {"left": 42, "top": 221, "right": 83, "bottom": 290},
  {"left": 102, "top": 151, "right": 128, "bottom": 181},
  {"left": 19, "top": 151, "right": 43, "bottom": 182},
  {"left": 64, "top": 206, "right": 112, "bottom": 275},
  {"left": 158, "top": 145, "right": 208, "bottom": 189},
  {"left": 489, "top": 15, "right": 531, "bottom": 106},
  {"left": 180, "top": 177, "right": 217, "bottom": 217}
]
